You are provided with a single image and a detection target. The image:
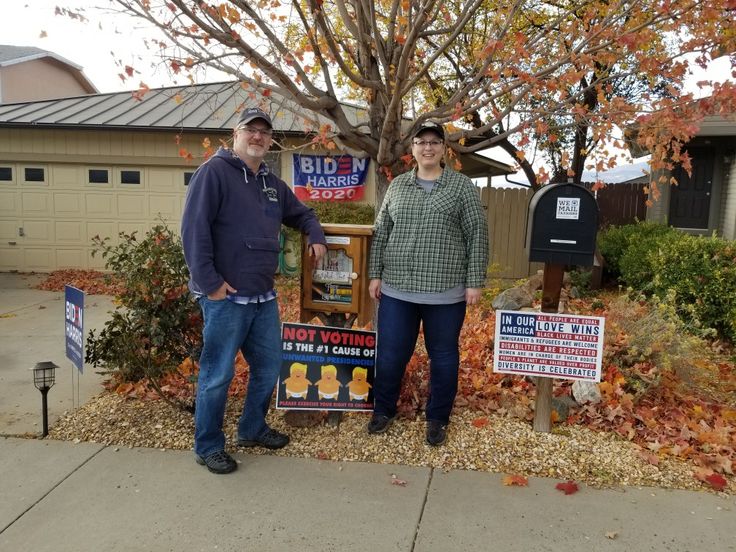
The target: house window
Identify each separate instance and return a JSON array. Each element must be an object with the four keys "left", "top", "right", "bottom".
[
  {"left": 184, "top": 171, "right": 194, "bottom": 186},
  {"left": 0, "top": 167, "right": 12, "bottom": 181},
  {"left": 88, "top": 169, "right": 110, "bottom": 184},
  {"left": 120, "top": 170, "right": 141, "bottom": 185},
  {"left": 24, "top": 167, "right": 45, "bottom": 182}
]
